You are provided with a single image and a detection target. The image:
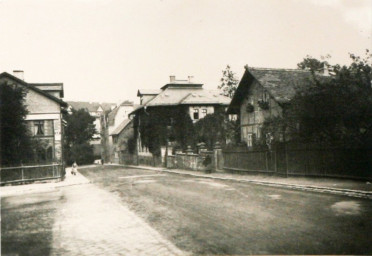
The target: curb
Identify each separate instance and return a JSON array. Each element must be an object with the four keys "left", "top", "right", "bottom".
[
  {"left": 0, "top": 169, "right": 91, "bottom": 198},
  {"left": 120, "top": 164, "right": 372, "bottom": 200}
]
